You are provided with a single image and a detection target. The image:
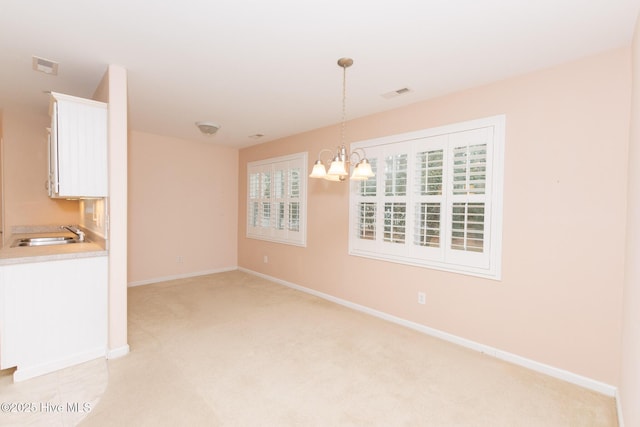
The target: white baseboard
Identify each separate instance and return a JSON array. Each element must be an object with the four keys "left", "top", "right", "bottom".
[
  {"left": 107, "top": 345, "right": 130, "bottom": 359},
  {"left": 239, "top": 267, "right": 618, "bottom": 398},
  {"left": 13, "top": 348, "right": 106, "bottom": 382},
  {"left": 128, "top": 266, "right": 237, "bottom": 287}
]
